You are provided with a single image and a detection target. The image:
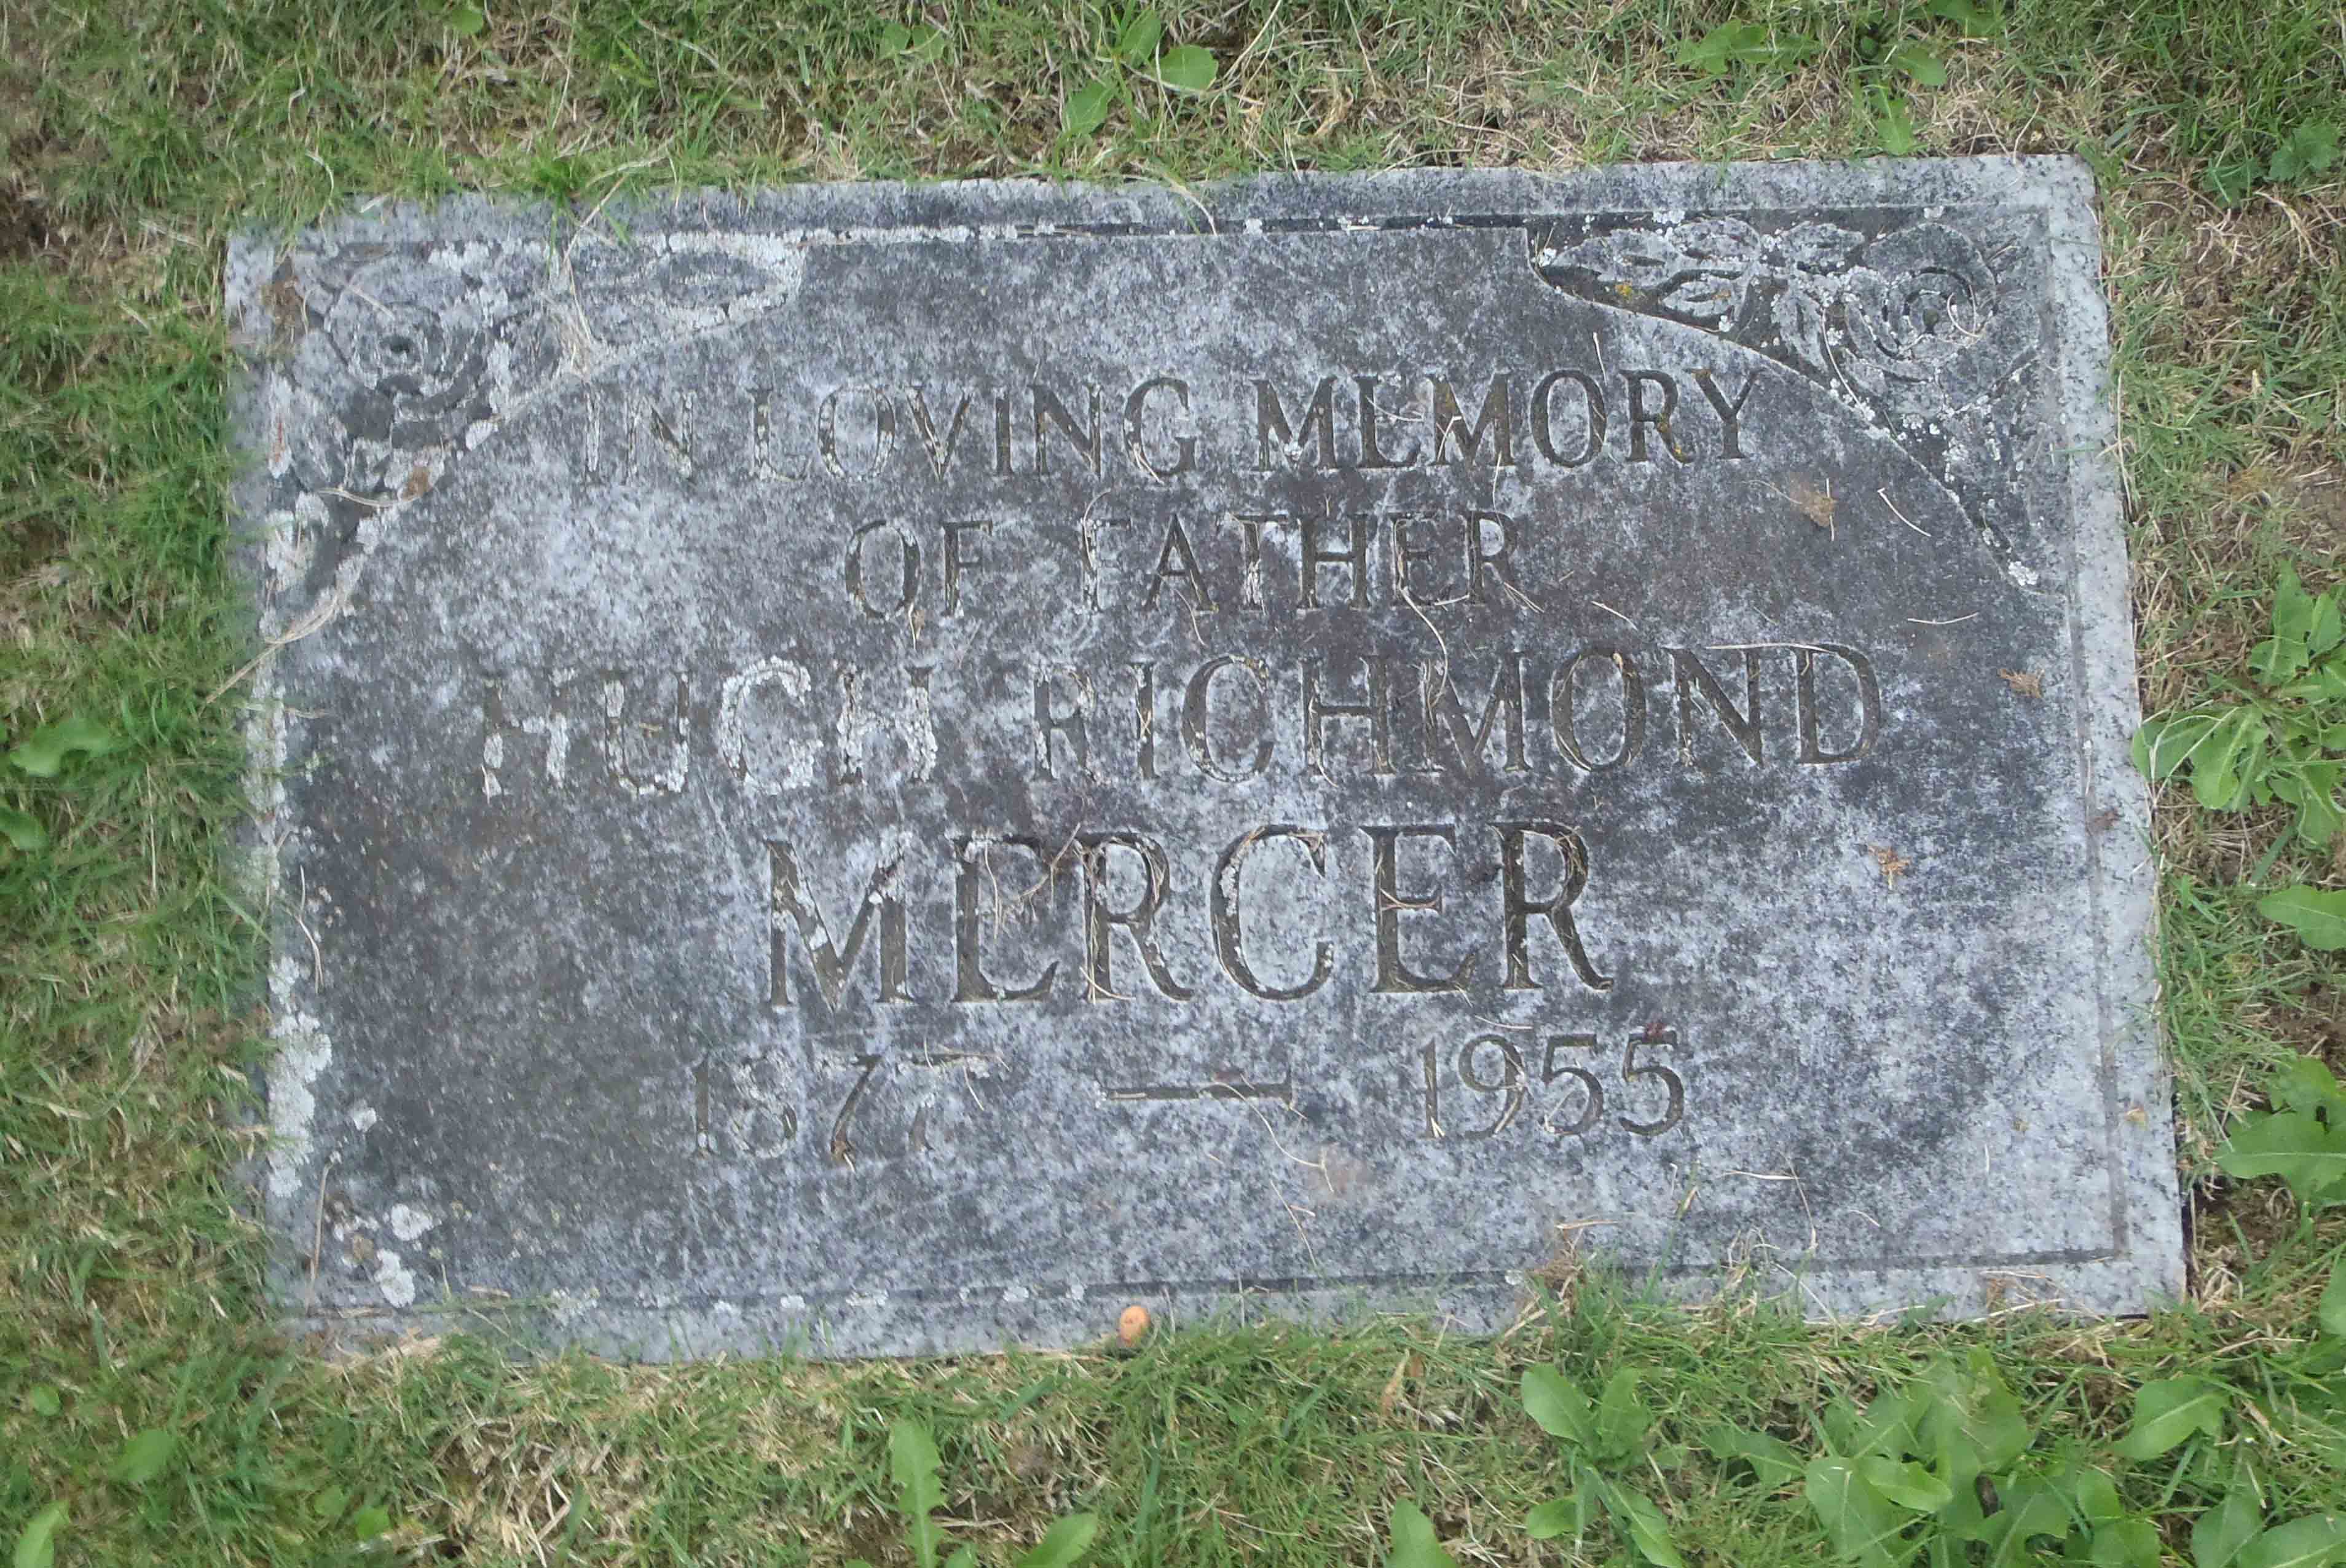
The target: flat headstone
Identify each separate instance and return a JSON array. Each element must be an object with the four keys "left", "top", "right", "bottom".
[{"left": 229, "top": 157, "right": 2180, "bottom": 1357}]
